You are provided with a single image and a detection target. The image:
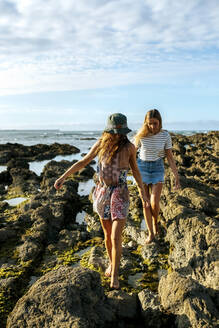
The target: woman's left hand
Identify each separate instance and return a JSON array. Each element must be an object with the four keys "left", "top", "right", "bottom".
[{"left": 142, "top": 197, "right": 150, "bottom": 208}]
